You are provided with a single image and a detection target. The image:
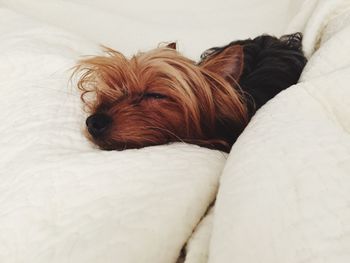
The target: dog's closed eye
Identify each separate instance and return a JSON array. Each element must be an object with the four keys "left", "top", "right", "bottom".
[{"left": 142, "top": 92, "right": 168, "bottom": 100}]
